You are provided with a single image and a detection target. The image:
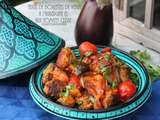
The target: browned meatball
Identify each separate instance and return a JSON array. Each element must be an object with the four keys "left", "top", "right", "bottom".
[
  {"left": 42, "top": 64, "right": 69, "bottom": 84},
  {"left": 43, "top": 80, "right": 66, "bottom": 97},
  {"left": 42, "top": 63, "right": 55, "bottom": 84},
  {"left": 50, "top": 66, "right": 69, "bottom": 83},
  {"left": 80, "top": 72, "right": 106, "bottom": 98},
  {"left": 56, "top": 48, "right": 76, "bottom": 69}
]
